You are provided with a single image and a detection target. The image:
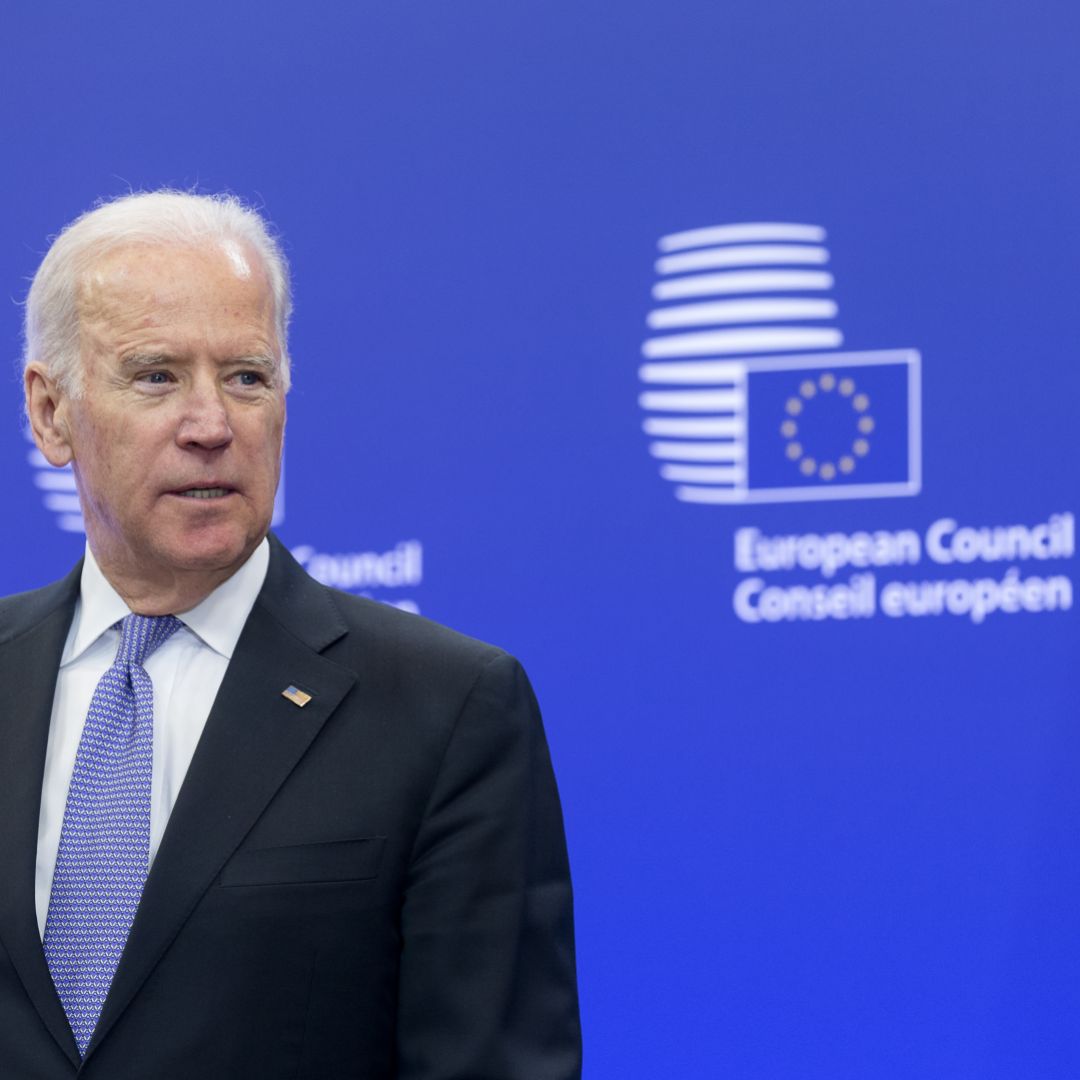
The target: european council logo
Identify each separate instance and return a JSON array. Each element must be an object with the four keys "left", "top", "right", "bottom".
[
  {"left": 639, "top": 222, "right": 921, "bottom": 504},
  {"left": 25, "top": 430, "right": 286, "bottom": 532}
]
